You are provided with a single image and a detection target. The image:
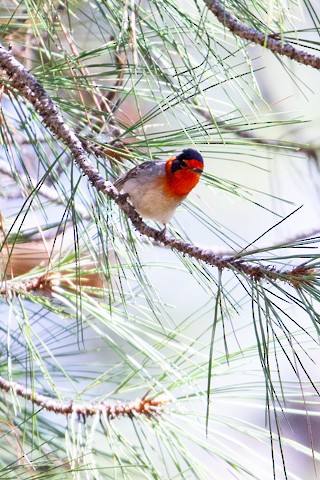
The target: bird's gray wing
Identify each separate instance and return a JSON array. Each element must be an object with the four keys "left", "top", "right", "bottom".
[{"left": 114, "top": 161, "right": 165, "bottom": 190}]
